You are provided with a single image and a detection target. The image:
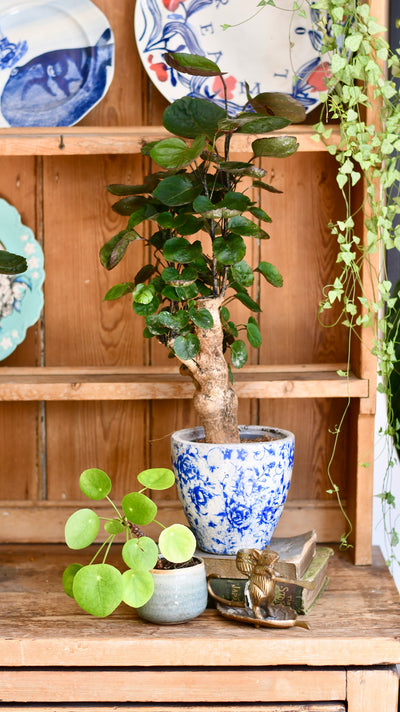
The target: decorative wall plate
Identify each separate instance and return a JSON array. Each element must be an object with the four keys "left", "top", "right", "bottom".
[
  {"left": 134, "top": 0, "right": 333, "bottom": 114},
  {"left": 0, "top": 0, "right": 114, "bottom": 127},
  {"left": 0, "top": 199, "right": 44, "bottom": 360}
]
